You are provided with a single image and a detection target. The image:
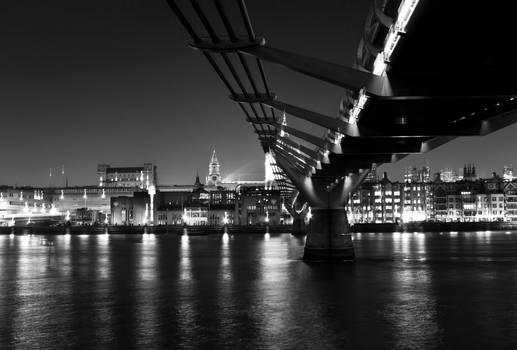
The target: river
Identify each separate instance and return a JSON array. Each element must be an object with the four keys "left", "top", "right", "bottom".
[{"left": 1, "top": 231, "right": 517, "bottom": 349}]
